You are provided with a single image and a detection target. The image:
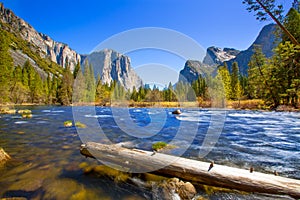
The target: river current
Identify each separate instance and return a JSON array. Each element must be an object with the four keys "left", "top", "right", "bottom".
[{"left": 0, "top": 106, "right": 299, "bottom": 199}]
